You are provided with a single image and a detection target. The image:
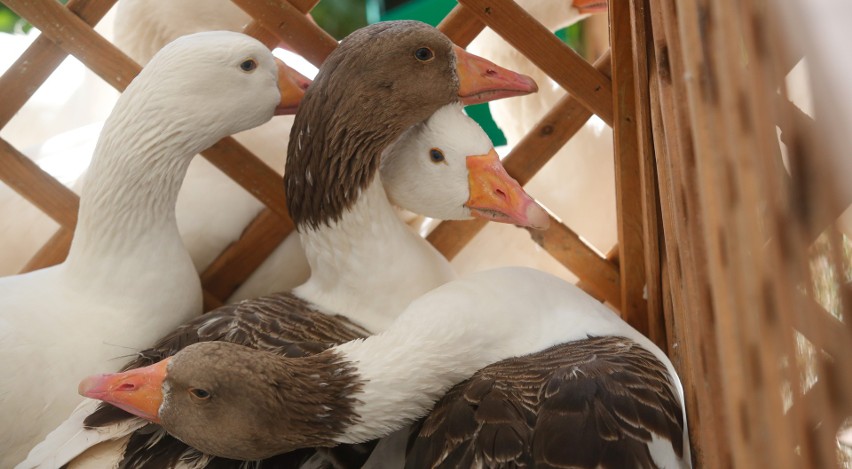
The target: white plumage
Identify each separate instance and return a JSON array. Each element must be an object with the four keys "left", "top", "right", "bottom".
[{"left": 0, "top": 32, "right": 285, "bottom": 466}]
